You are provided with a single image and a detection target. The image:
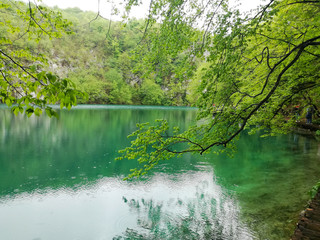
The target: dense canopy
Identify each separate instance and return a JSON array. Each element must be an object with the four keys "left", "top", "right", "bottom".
[
  {"left": 117, "top": 0, "right": 320, "bottom": 178},
  {"left": 0, "top": 0, "right": 86, "bottom": 116},
  {"left": 1, "top": 1, "right": 197, "bottom": 107},
  {"left": 1, "top": 0, "right": 319, "bottom": 178}
]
